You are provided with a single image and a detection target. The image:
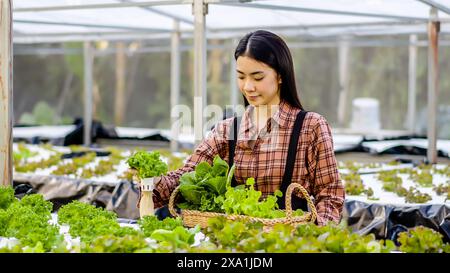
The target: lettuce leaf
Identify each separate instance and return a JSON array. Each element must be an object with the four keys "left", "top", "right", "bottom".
[
  {"left": 179, "top": 184, "right": 206, "bottom": 205},
  {"left": 211, "top": 156, "right": 229, "bottom": 177},
  {"left": 195, "top": 161, "right": 212, "bottom": 181}
]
